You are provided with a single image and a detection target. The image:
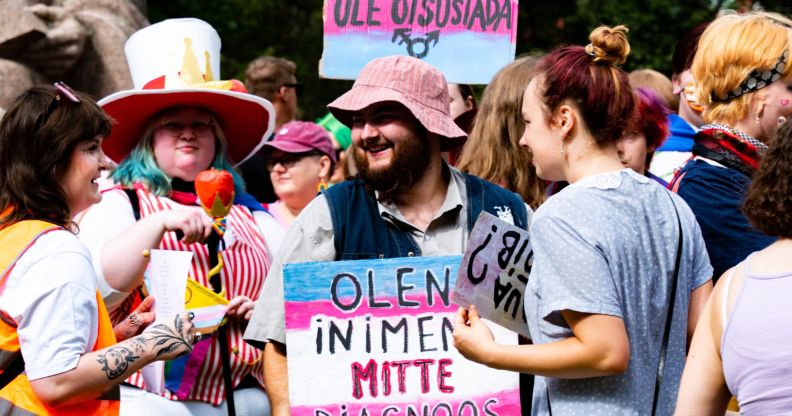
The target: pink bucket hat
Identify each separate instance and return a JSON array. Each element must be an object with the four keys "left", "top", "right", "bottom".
[
  {"left": 327, "top": 55, "right": 467, "bottom": 151},
  {"left": 261, "top": 121, "right": 337, "bottom": 163}
]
